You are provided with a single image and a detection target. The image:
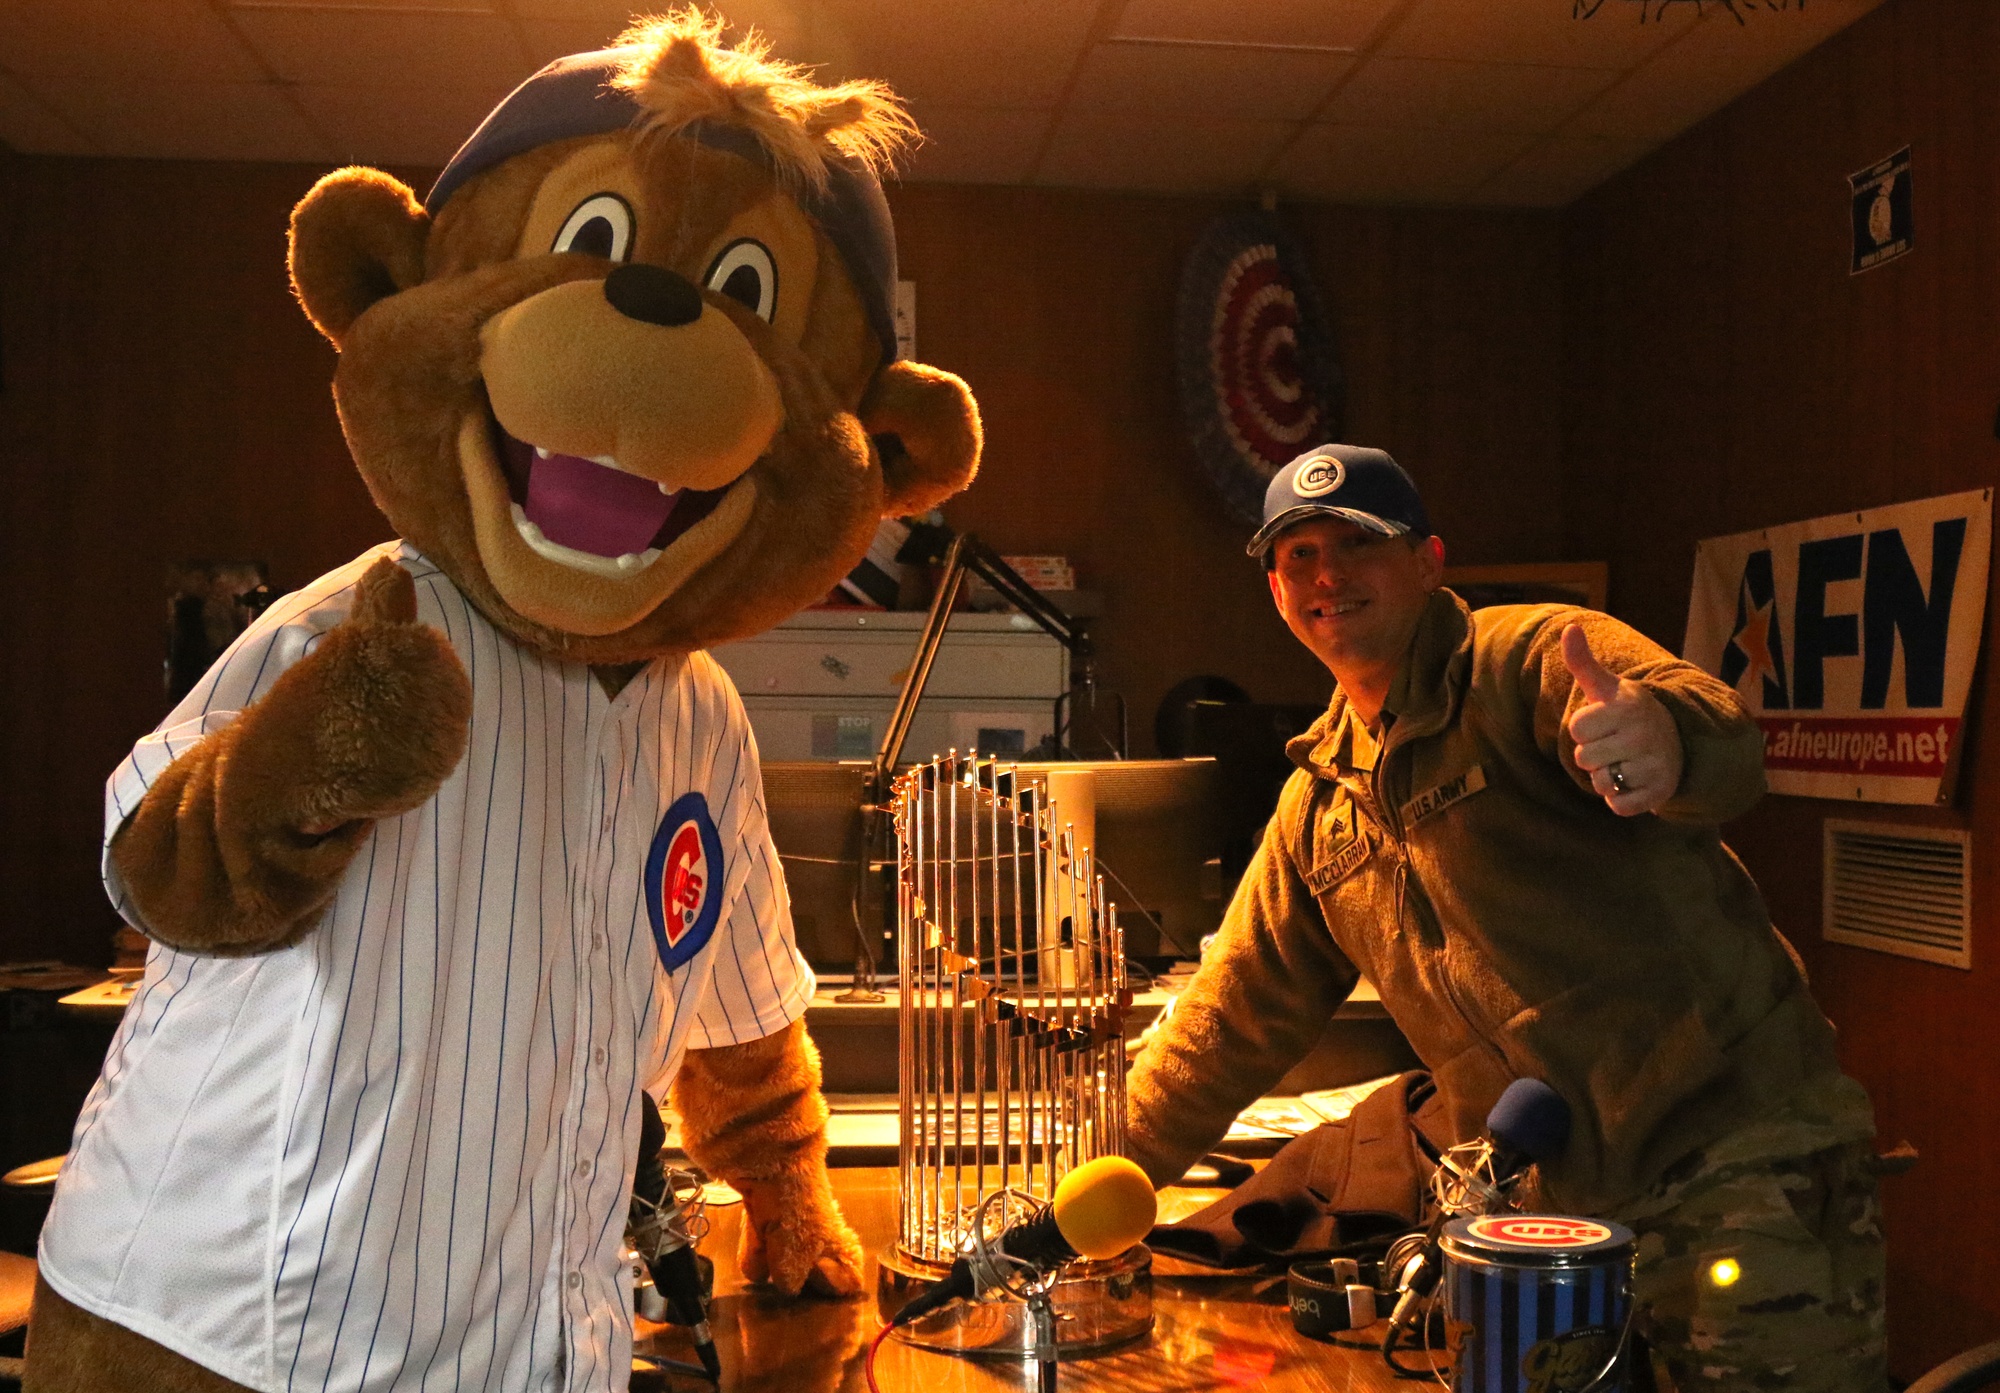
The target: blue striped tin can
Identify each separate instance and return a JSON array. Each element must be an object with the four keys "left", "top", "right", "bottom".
[{"left": 1440, "top": 1214, "right": 1635, "bottom": 1393}]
